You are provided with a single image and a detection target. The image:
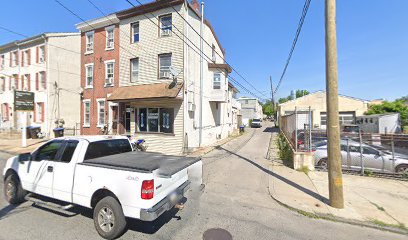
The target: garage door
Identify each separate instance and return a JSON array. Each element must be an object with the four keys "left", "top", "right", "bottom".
[{"left": 320, "top": 111, "right": 355, "bottom": 129}]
